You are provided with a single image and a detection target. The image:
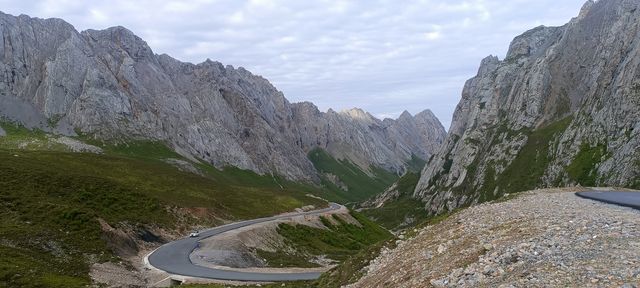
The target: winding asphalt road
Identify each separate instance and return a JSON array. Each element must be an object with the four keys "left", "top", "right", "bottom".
[
  {"left": 576, "top": 190, "right": 640, "bottom": 210},
  {"left": 147, "top": 203, "right": 342, "bottom": 281}
]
